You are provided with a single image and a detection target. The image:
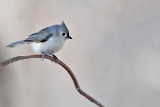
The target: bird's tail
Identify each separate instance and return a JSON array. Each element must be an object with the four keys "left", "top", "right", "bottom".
[{"left": 6, "top": 40, "right": 31, "bottom": 48}]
